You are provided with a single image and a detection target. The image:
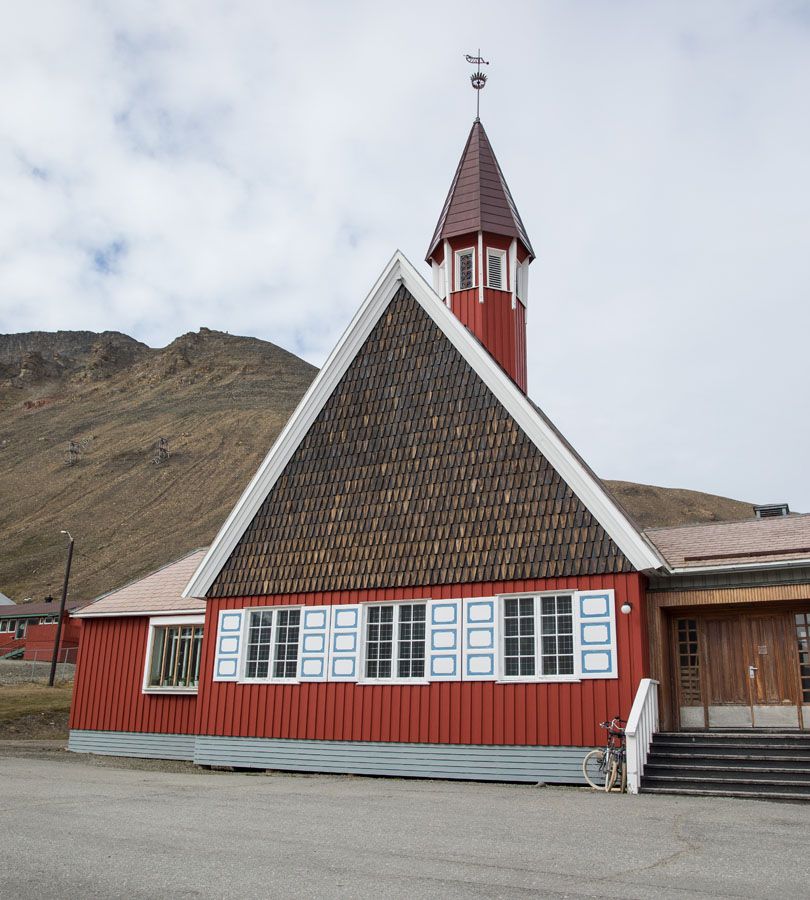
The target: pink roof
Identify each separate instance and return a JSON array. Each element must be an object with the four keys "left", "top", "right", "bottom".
[
  {"left": 75, "top": 549, "right": 207, "bottom": 617},
  {"left": 646, "top": 514, "right": 810, "bottom": 569}
]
